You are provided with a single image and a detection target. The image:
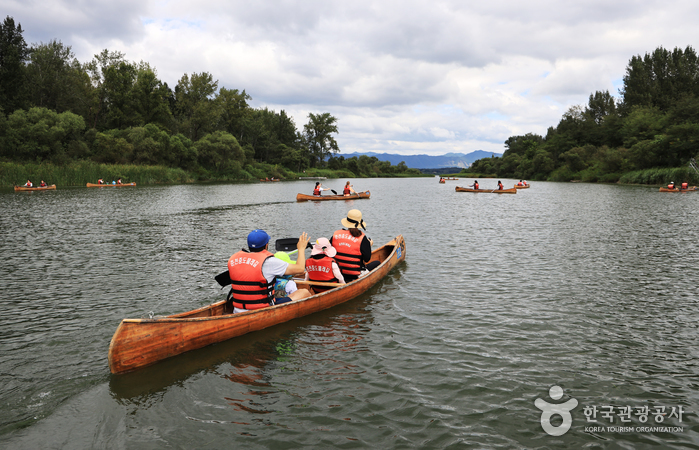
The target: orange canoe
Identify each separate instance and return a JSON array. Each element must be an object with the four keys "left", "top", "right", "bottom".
[
  {"left": 514, "top": 184, "right": 530, "bottom": 189},
  {"left": 296, "top": 191, "right": 370, "bottom": 202},
  {"left": 455, "top": 186, "right": 517, "bottom": 194},
  {"left": 108, "top": 235, "right": 406, "bottom": 374},
  {"left": 87, "top": 182, "right": 136, "bottom": 187},
  {"left": 14, "top": 184, "right": 56, "bottom": 191},
  {"left": 659, "top": 186, "right": 696, "bottom": 192}
]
